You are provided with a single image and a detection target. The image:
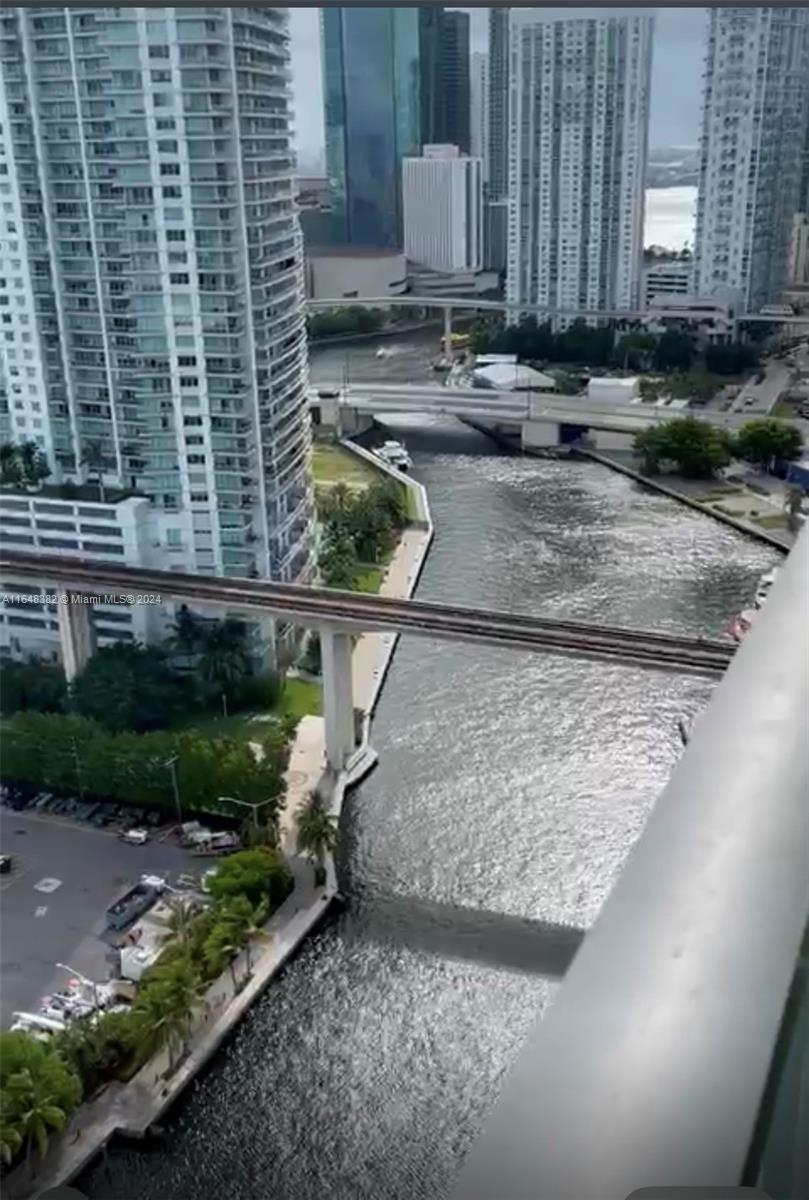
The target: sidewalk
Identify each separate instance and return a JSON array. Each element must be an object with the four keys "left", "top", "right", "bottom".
[{"left": 580, "top": 447, "right": 795, "bottom": 551}]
